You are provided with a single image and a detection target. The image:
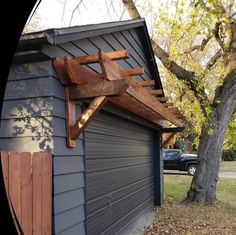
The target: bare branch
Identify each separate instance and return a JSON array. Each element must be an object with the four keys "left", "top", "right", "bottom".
[
  {"left": 230, "top": 11, "right": 236, "bottom": 18},
  {"left": 109, "top": 0, "right": 118, "bottom": 17},
  {"left": 206, "top": 50, "right": 222, "bottom": 70},
  {"left": 69, "top": 0, "right": 83, "bottom": 26},
  {"left": 105, "top": 0, "right": 114, "bottom": 21},
  {"left": 61, "top": 0, "right": 67, "bottom": 26},
  {"left": 185, "top": 35, "right": 213, "bottom": 54}
]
